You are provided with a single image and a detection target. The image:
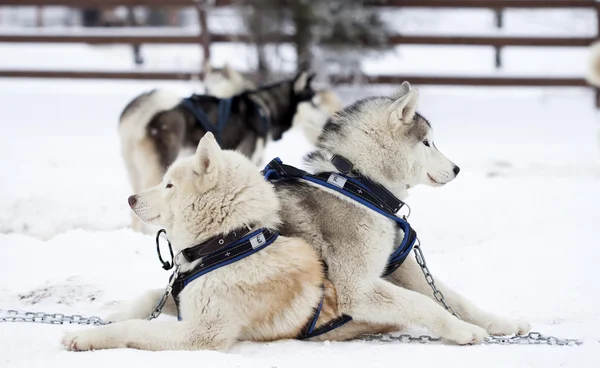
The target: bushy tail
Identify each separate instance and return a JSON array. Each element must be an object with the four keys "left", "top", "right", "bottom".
[
  {"left": 587, "top": 40, "right": 600, "bottom": 87},
  {"left": 118, "top": 89, "right": 182, "bottom": 141}
]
